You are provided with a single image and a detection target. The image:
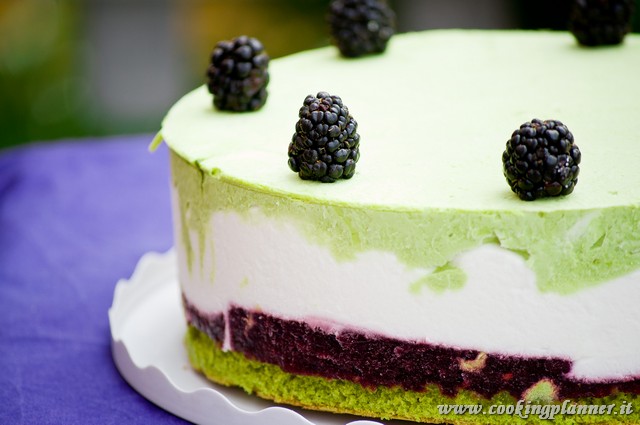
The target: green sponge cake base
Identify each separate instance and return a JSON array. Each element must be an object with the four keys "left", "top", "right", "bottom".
[{"left": 186, "top": 326, "right": 640, "bottom": 424}]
